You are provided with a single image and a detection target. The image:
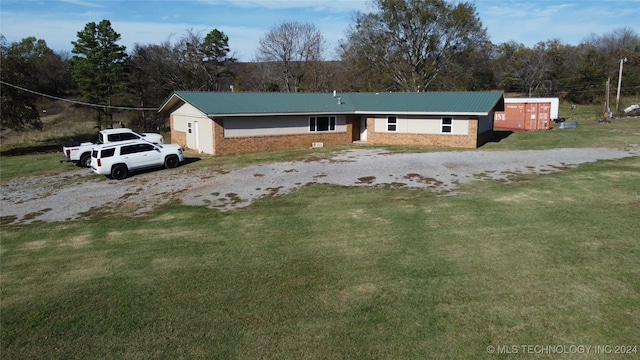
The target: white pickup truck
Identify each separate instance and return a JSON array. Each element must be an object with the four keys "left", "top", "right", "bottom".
[{"left": 61, "top": 128, "right": 163, "bottom": 167}]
